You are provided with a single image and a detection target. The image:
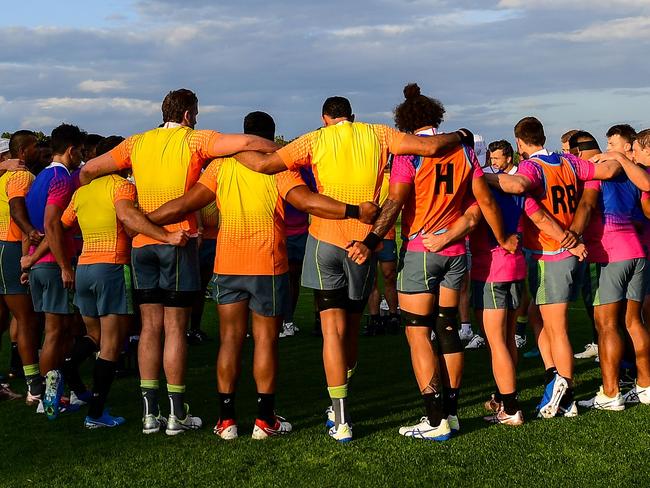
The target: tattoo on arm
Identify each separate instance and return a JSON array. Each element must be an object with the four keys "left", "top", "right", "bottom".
[{"left": 372, "top": 199, "right": 402, "bottom": 239}]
